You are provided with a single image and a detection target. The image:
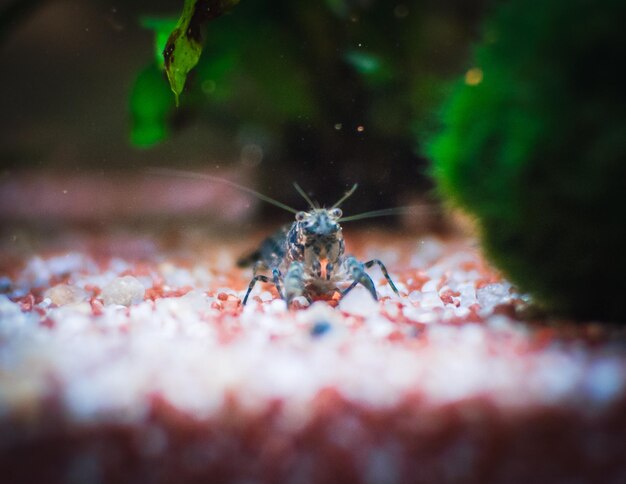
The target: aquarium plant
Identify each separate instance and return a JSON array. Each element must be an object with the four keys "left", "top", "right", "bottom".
[
  {"left": 427, "top": 0, "right": 626, "bottom": 320},
  {"left": 130, "top": 0, "right": 485, "bottom": 211}
]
